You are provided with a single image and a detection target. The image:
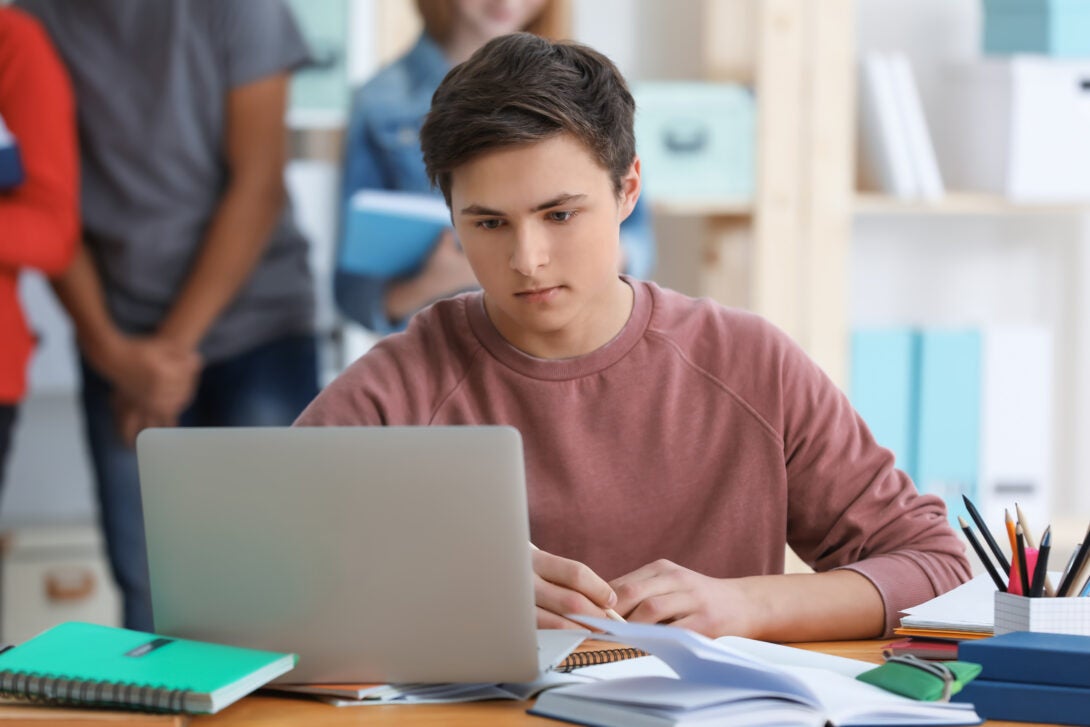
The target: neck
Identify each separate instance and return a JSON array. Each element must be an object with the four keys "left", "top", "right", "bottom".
[{"left": 486, "top": 277, "right": 635, "bottom": 360}]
